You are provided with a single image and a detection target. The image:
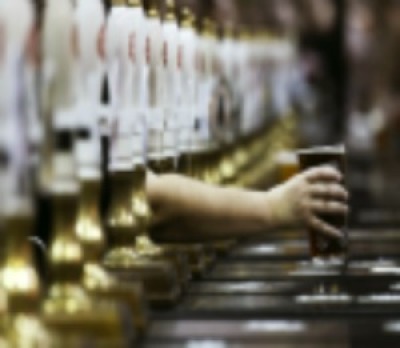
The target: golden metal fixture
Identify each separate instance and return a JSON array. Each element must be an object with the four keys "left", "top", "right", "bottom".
[
  {"left": 126, "top": 0, "right": 141, "bottom": 7},
  {"left": 146, "top": 0, "right": 159, "bottom": 17},
  {"left": 148, "top": 7, "right": 159, "bottom": 18},
  {"left": 223, "top": 21, "right": 235, "bottom": 39},
  {"left": 111, "top": 0, "right": 126, "bottom": 6},
  {"left": 43, "top": 189, "right": 126, "bottom": 347},
  {"left": 1, "top": 210, "right": 47, "bottom": 347},
  {"left": 103, "top": 165, "right": 181, "bottom": 307},
  {"left": 164, "top": 0, "right": 176, "bottom": 22},
  {"left": 181, "top": 7, "right": 195, "bottom": 29},
  {"left": 77, "top": 178, "right": 149, "bottom": 334},
  {"left": 204, "top": 18, "right": 217, "bottom": 38},
  {"left": 2, "top": 212, "right": 40, "bottom": 315}
]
